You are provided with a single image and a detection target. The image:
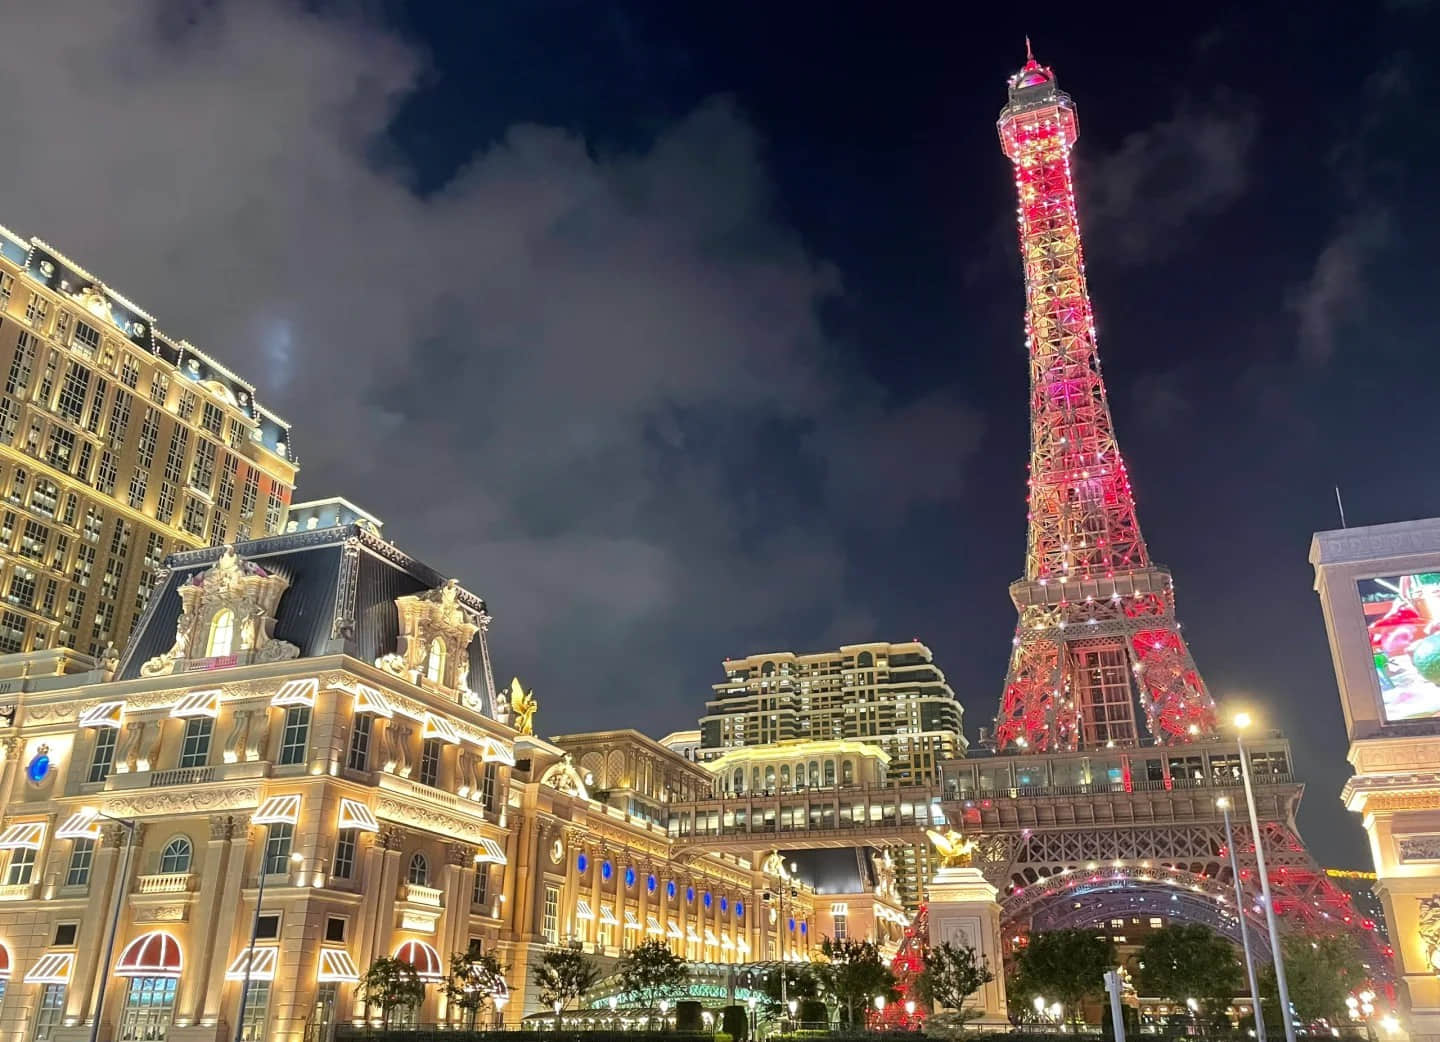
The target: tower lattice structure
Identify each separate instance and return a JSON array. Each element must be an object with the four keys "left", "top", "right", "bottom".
[{"left": 992, "top": 49, "right": 1216, "bottom": 752}]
